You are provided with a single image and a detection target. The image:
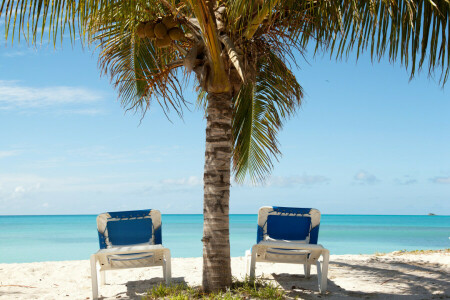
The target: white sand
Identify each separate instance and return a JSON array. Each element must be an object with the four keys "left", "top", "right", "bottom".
[{"left": 0, "top": 250, "right": 449, "bottom": 299}]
